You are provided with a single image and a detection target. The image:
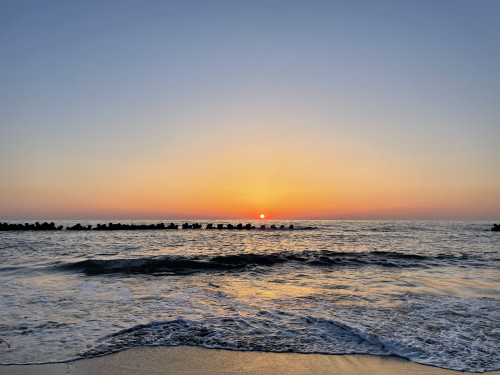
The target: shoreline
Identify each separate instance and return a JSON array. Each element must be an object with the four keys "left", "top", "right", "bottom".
[{"left": 1, "top": 346, "right": 499, "bottom": 375}]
